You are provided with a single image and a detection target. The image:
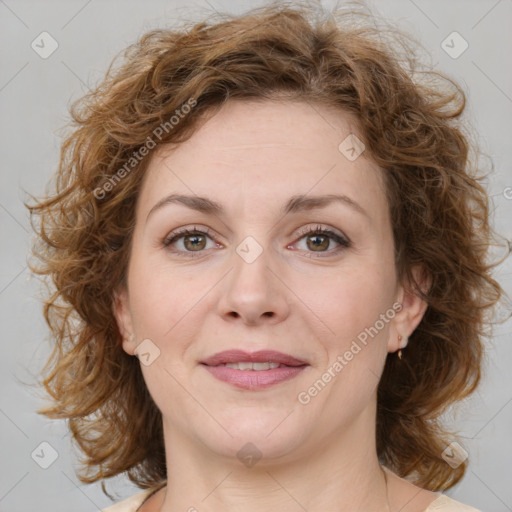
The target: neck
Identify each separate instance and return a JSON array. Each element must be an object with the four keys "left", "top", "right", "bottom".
[{"left": 158, "top": 413, "right": 389, "bottom": 512}]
